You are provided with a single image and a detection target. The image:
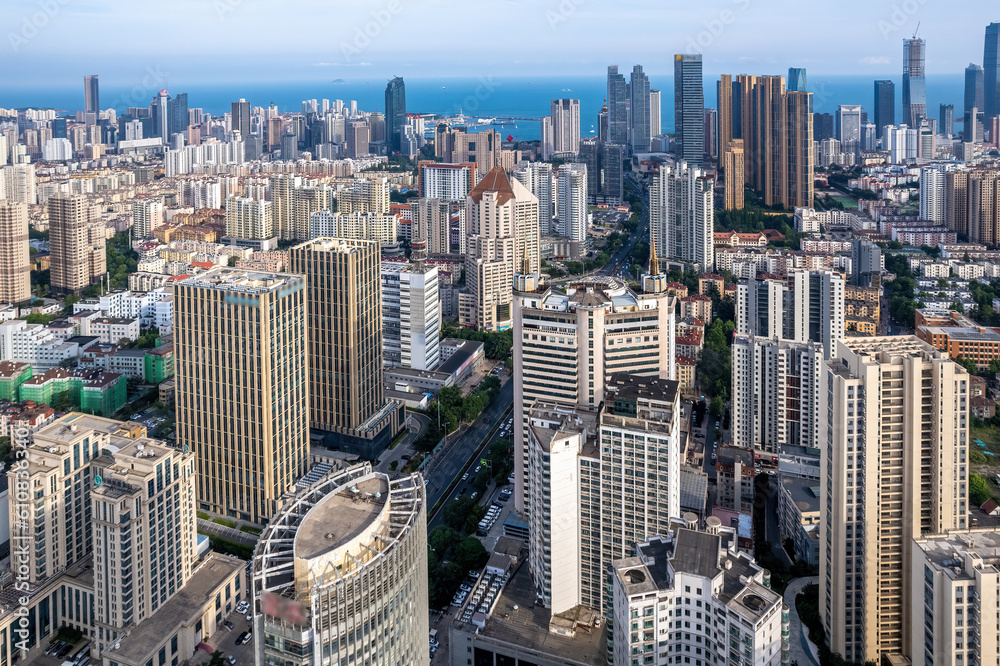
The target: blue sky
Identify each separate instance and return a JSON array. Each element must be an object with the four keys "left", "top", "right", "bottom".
[{"left": 2, "top": 0, "right": 995, "bottom": 86}]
